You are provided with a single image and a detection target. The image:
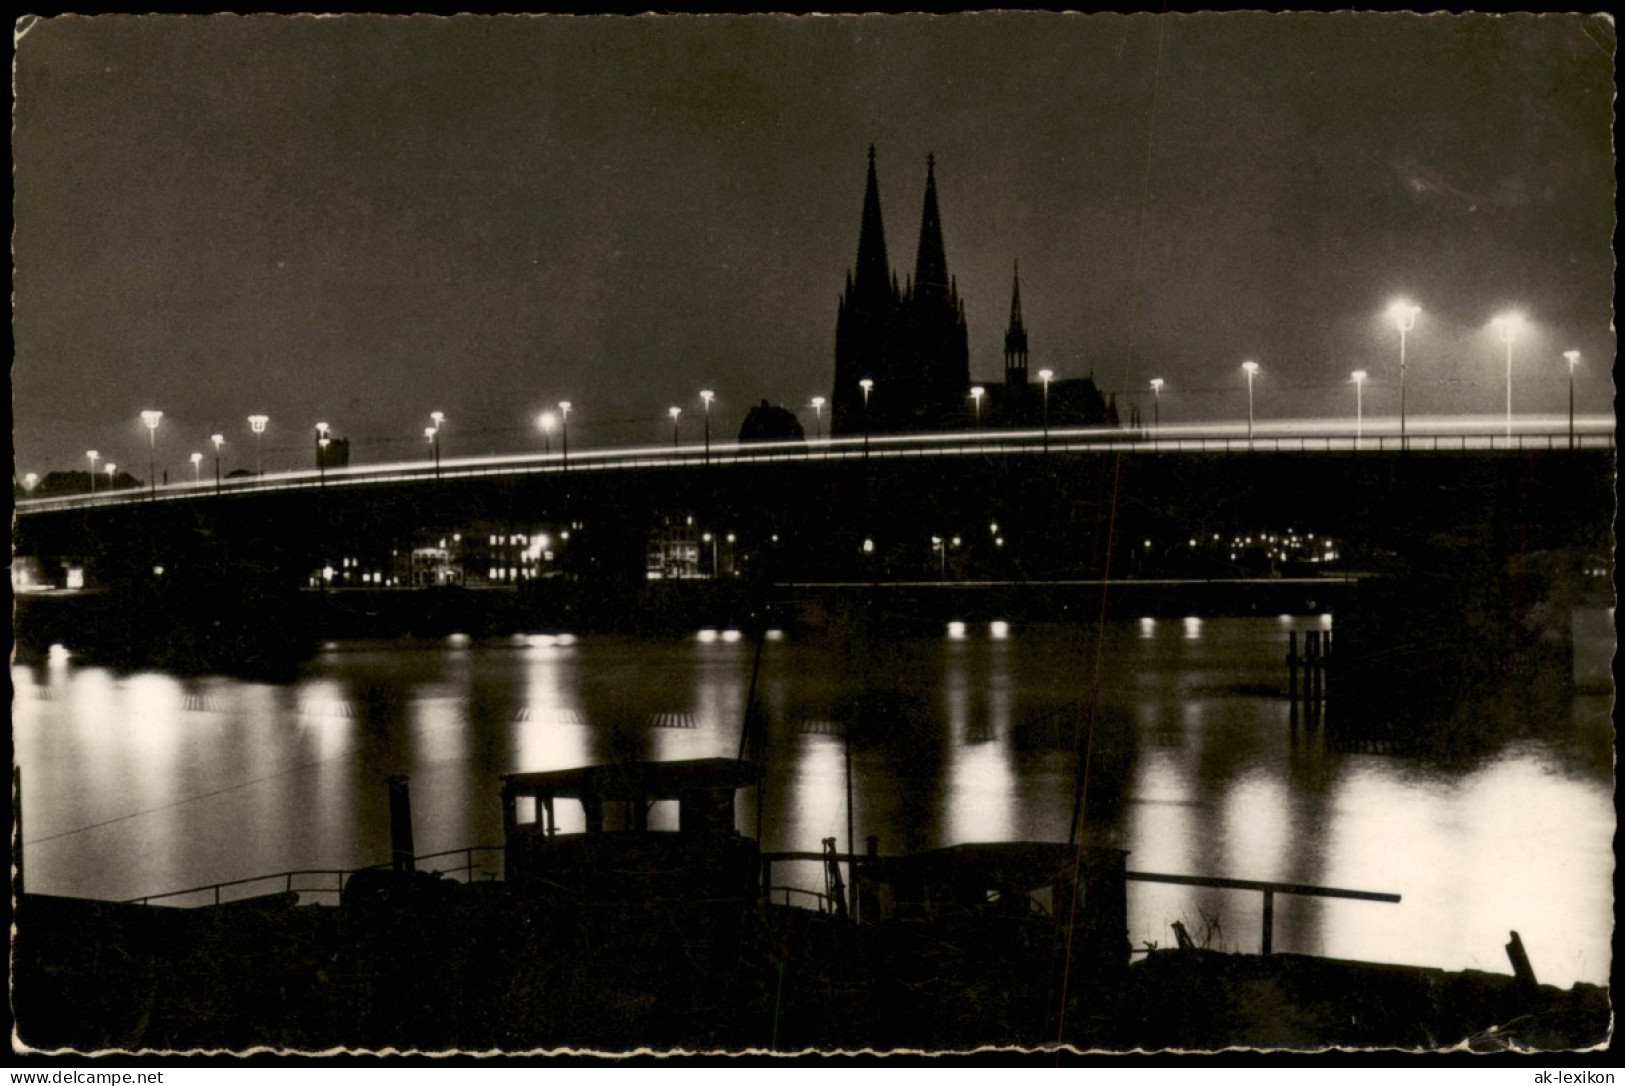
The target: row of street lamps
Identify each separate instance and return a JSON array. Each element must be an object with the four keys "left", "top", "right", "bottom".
[{"left": 57, "top": 313, "right": 1593, "bottom": 498}]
